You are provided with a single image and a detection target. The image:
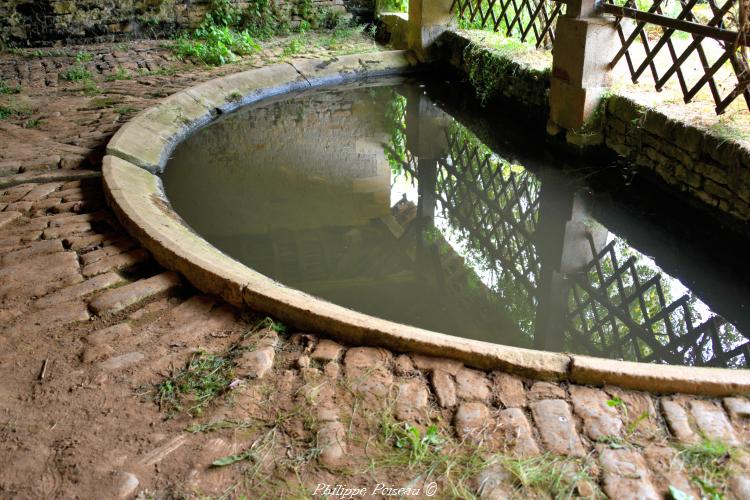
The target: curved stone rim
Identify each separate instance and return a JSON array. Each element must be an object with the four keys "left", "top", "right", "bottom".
[{"left": 102, "top": 50, "right": 750, "bottom": 396}]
